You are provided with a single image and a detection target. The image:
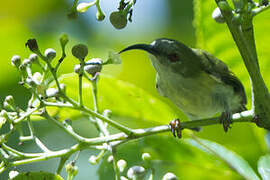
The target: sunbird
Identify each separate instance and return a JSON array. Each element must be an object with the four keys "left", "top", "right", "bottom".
[{"left": 120, "top": 38, "right": 247, "bottom": 137}]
